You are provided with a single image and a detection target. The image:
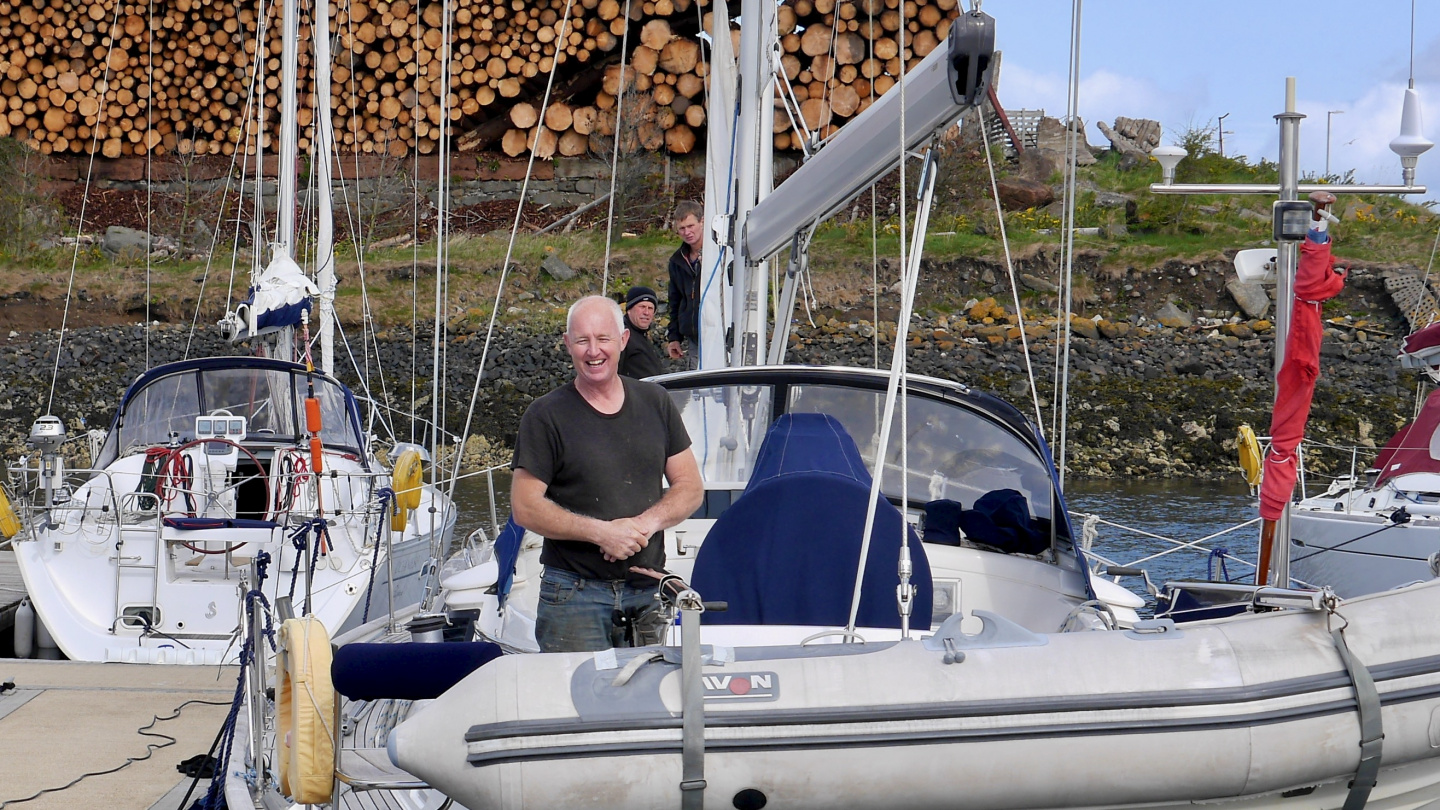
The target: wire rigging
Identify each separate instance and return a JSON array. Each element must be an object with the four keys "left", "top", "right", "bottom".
[
  {"left": 601, "top": 0, "right": 636, "bottom": 295},
  {"left": 978, "top": 109, "right": 1044, "bottom": 431},
  {"left": 444, "top": 0, "right": 579, "bottom": 511},
  {"left": 1054, "top": 0, "right": 1084, "bottom": 488}
]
